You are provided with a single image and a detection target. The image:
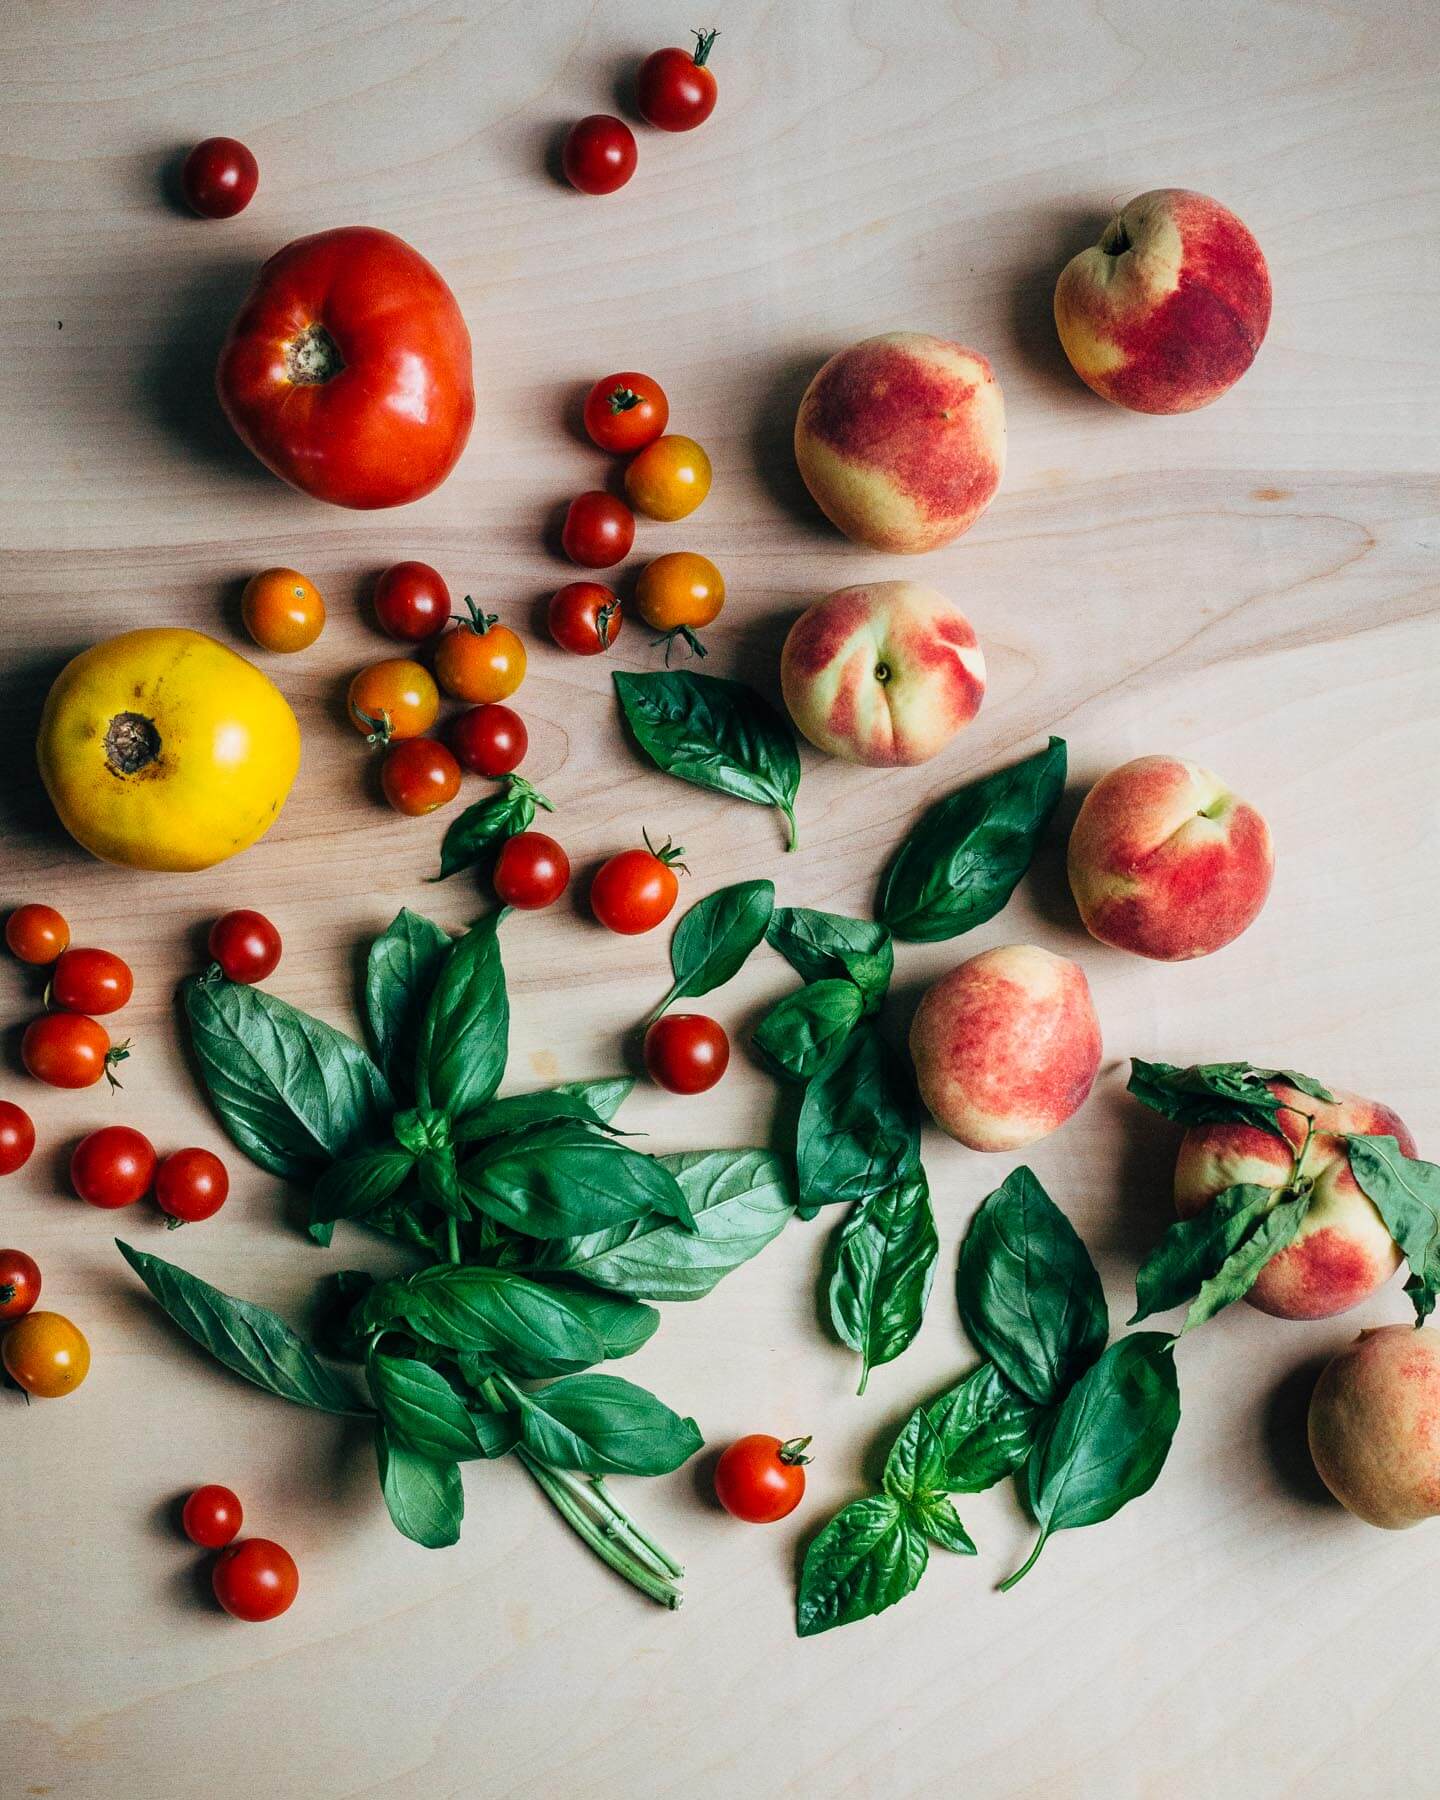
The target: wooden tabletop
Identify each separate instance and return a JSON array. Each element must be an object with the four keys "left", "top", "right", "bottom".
[{"left": 2, "top": 2, "right": 1437, "bottom": 1795}]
